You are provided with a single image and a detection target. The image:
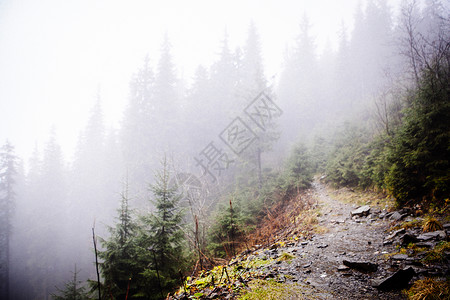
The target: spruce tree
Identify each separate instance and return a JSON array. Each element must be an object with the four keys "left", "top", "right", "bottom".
[
  {"left": 139, "top": 157, "right": 185, "bottom": 298},
  {"left": 386, "top": 1, "right": 449, "bottom": 205},
  {"left": 0, "top": 141, "right": 17, "bottom": 300},
  {"left": 386, "top": 62, "right": 450, "bottom": 204},
  {"left": 96, "top": 181, "right": 141, "bottom": 299},
  {"left": 122, "top": 55, "right": 156, "bottom": 200},
  {"left": 51, "top": 265, "right": 89, "bottom": 300}
]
